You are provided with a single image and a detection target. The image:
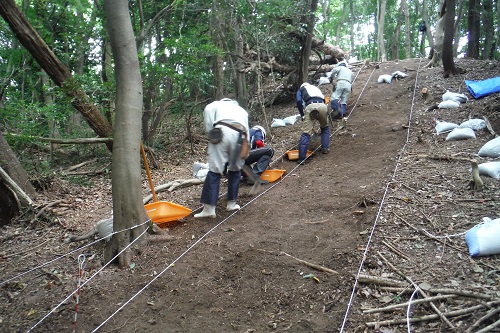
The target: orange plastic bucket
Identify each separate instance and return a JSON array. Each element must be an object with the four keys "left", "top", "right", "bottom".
[
  {"left": 260, "top": 169, "right": 286, "bottom": 182},
  {"left": 285, "top": 150, "right": 313, "bottom": 161}
]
